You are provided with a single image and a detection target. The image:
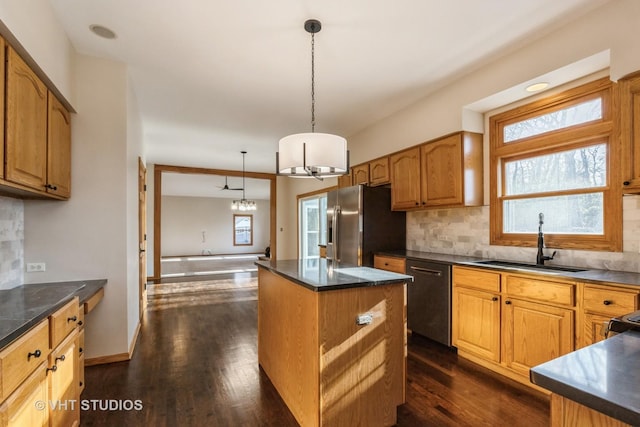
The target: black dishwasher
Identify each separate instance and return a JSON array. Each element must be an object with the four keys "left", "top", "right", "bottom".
[{"left": 406, "top": 259, "right": 451, "bottom": 347}]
